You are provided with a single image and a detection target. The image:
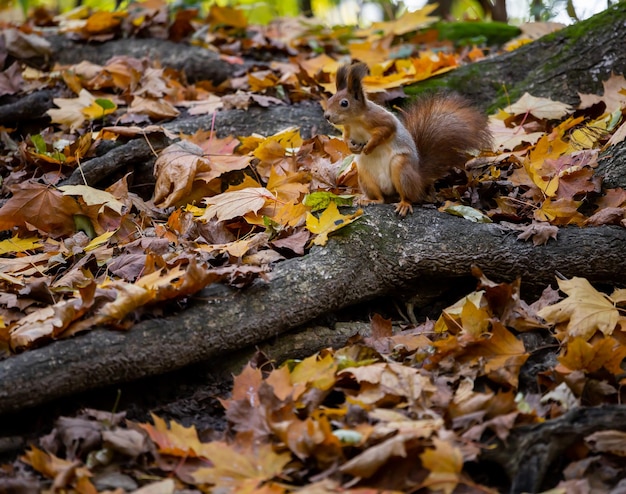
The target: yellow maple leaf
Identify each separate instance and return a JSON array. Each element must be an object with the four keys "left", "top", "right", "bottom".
[
  {"left": 538, "top": 277, "right": 619, "bottom": 340},
  {"left": 192, "top": 442, "right": 291, "bottom": 489},
  {"left": 420, "top": 438, "right": 463, "bottom": 494},
  {"left": 305, "top": 202, "right": 362, "bottom": 246}
]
